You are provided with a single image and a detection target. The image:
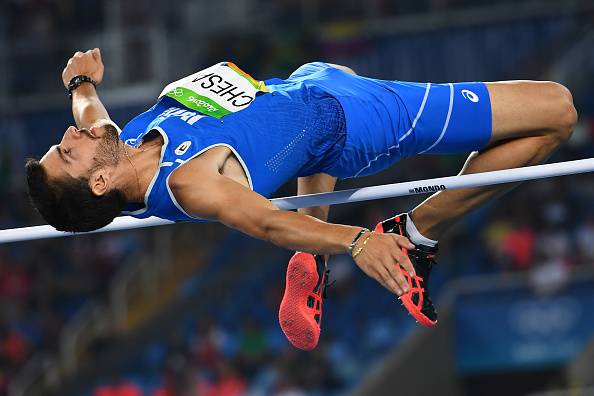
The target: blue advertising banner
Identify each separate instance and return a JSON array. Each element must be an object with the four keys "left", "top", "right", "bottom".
[{"left": 454, "top": 280, "right": 594, "bottom": 374}]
